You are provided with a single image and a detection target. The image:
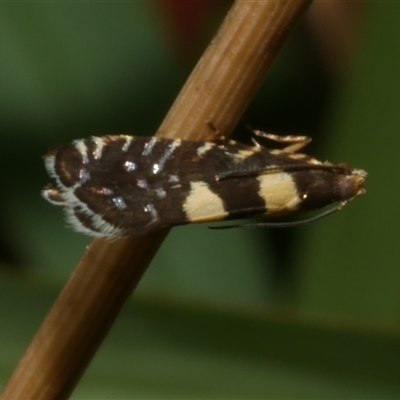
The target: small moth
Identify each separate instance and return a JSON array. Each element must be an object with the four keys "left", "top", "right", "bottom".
[{"left": 42, "top": 131, "right": 367, "bottom": 239}]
